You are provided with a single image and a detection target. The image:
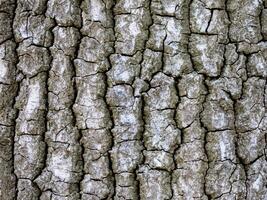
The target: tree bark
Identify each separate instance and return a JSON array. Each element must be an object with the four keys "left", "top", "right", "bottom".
[{"left": 0, "top": 0, "right": 267, "bottom": 199}]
